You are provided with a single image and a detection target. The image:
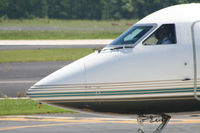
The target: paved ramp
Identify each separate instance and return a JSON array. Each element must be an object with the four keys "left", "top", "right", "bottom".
[{"left": 0, "top": 114, "right": 200, "bottom": 133}]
